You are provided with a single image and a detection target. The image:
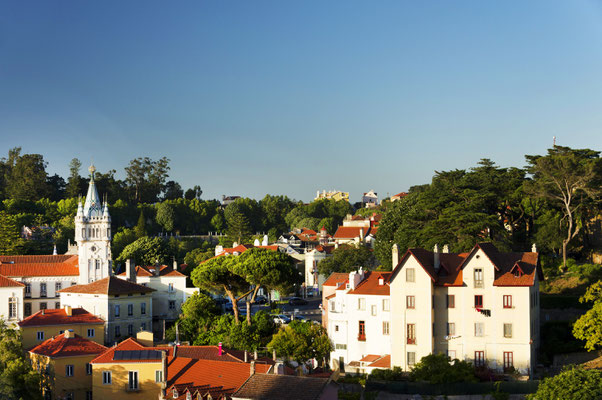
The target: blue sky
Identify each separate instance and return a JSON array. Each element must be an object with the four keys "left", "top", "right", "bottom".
[{"left": 1, "top": 1, "right": 602, "bottom": 202}]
